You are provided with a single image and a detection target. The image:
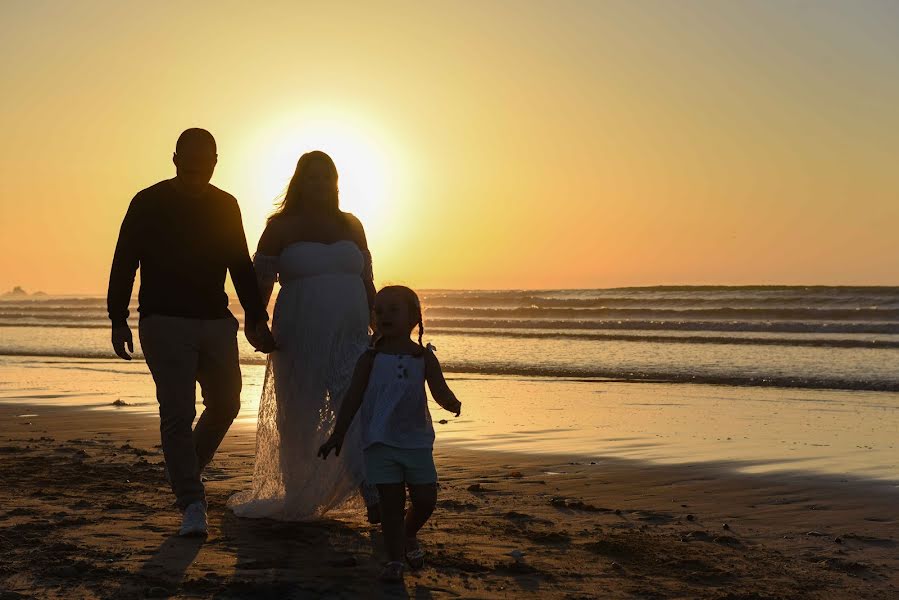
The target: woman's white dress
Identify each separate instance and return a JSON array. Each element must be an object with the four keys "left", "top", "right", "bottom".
[{"left": 227, "top": 240, "right": 373, "bottom": 520}]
